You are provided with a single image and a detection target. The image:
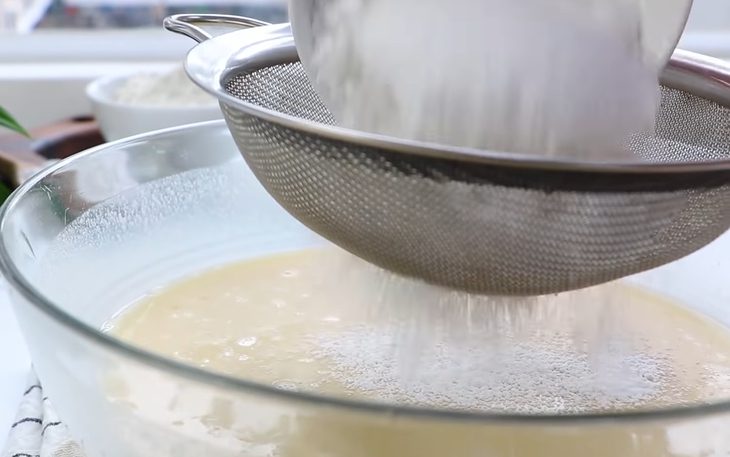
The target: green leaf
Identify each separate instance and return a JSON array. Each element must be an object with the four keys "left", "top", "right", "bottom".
[
  {"left": 0, "top": 106, "right": 29, "bottom": 137},
  {"left": 0, "top": 181, "right": 12, "bottom": 205}
]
